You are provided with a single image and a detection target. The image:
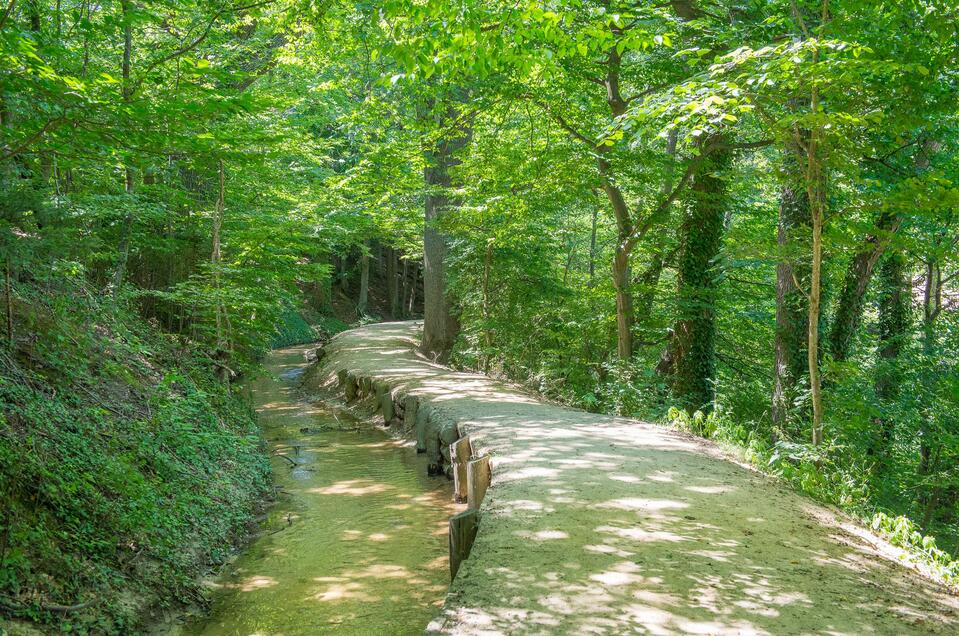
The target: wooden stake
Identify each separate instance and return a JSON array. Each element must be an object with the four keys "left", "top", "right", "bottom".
[
  {"left": 450, "top": 437, "right": 472, "bottom": 503},
  {"left": 467, "top": 455, "right": 491, "bottom": 511},
  {"left": 449, "top": 509, "right": 479, "bottom": 580}
]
